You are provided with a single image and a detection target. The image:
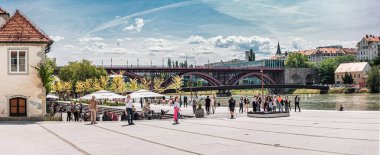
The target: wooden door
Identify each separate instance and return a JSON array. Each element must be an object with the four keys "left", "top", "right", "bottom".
[{"left": 10, "top": 98, "right": 27, "bottom": 117}]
